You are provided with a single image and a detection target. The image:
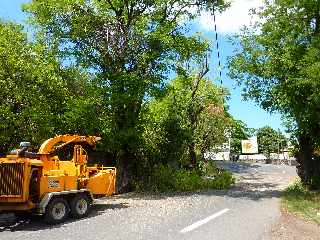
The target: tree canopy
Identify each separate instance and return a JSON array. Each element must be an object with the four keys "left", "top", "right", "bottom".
[
  {"left": 257, "top": 126, "right": 287, "bottom": 157},
  {"left": 0, "top": 20, "right": 72, "bottom": 149},
  {"left": 24, "top": 0, "right": 227, "bottom": 154}
]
